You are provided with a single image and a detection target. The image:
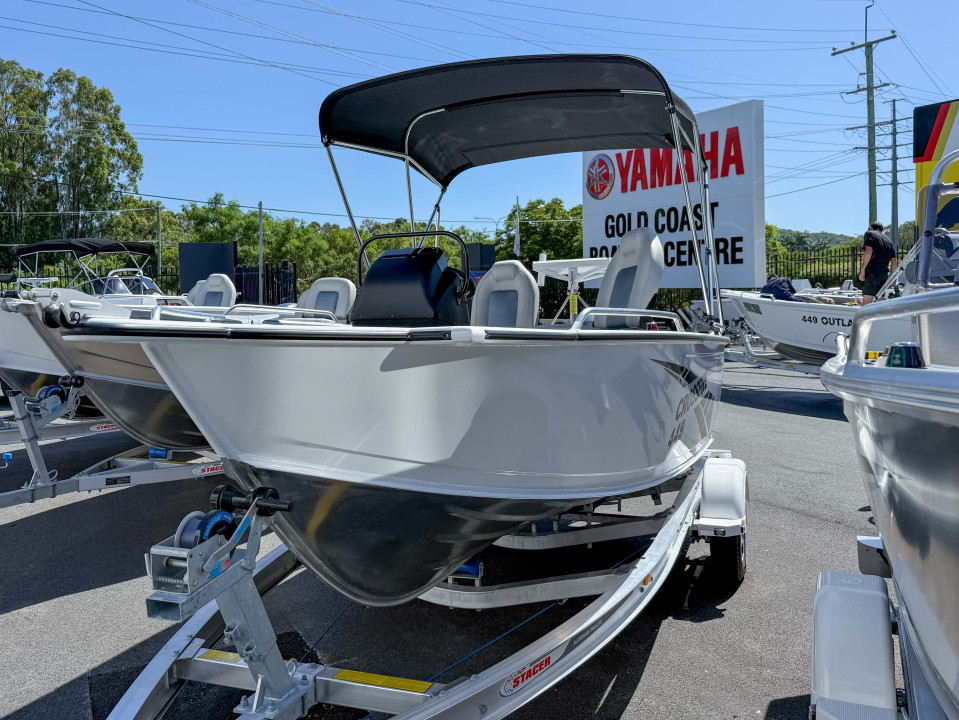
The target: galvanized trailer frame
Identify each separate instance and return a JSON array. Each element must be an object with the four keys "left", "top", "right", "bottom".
[
  {"left": 110, "top": 451, "right": 747, "bottom": 720},
  {"left": 0, "top": 386, "right": 224, "bottom": 508},
  {"left": 723, "top": 318, "right": 822, "bottom": 376}
]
